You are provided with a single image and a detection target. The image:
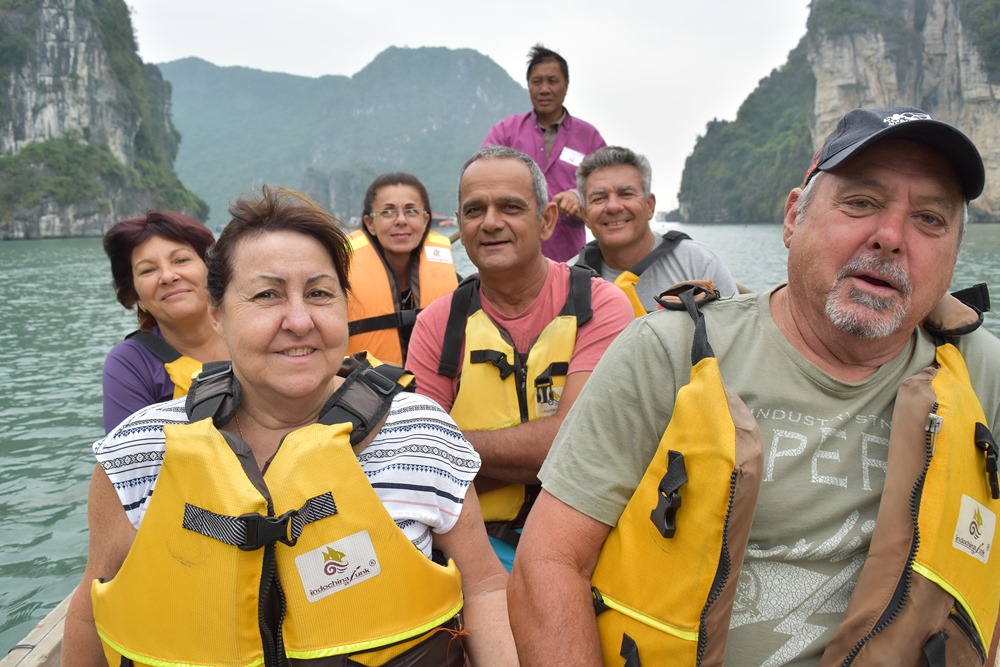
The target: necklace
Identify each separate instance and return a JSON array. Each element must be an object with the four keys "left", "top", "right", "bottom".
[{"left": 234, "top": 413, "right": 247, "bottom": 442}]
